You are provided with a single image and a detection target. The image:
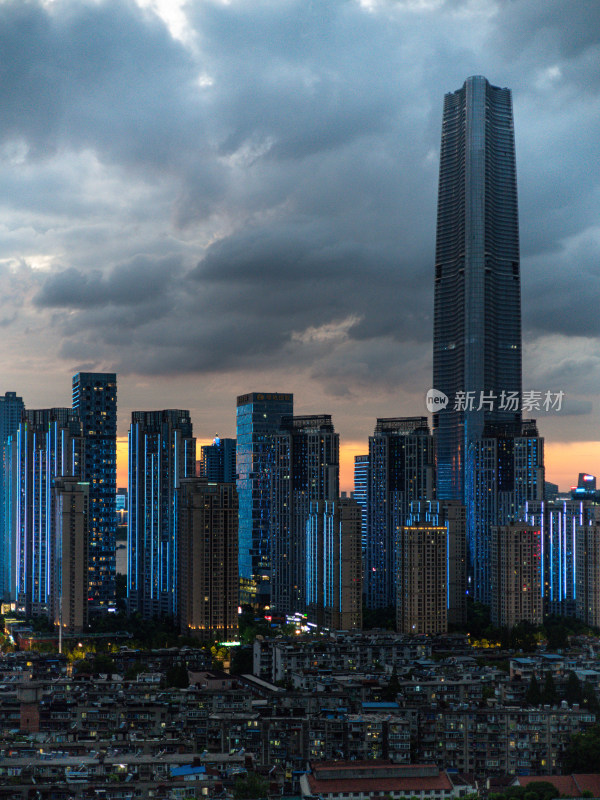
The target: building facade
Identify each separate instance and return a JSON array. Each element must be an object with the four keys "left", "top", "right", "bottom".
[
  {"left": 0, "top": 391, "right": 24, "bottom": 600},
  {"left": 128, "top": 410, "right": 196, "bottom": 619},
  {"left": 236, "top": 392, "right": 293, "bottom": 605},
  {"left": 178, "top": 478, "right": 239, "bottom": 641},
  {"left": 271, "top": 415, "right": 339, "bottom": 616},
  {"left": 200, "top": 437, "right": 236, "bottom": 483},
  {"left": 13, "top": 409, "right": 83, "bottom": 616},
  {"left": 306, "top": 498, "right": 362, "bottom": 630},
  {"left": 72, "top": 372, "right": 117, "bottom": 613},
  {"left": 490, "top": 523, "right": 542, "bottom": 628},
  {"left": 576, "top": 521, "right": 600, "bottom": 628},
  {"left": 521, "top": 499, "right": 596, "bottom": 616},
  {"left": 469, "top": 420, "right": 544, "bottom": 603},
  {"left": 52, "top": 478, "right": 89, "bottom": 635},
  {"left": 353, "top": 454, "right": 369, "bottom": 553},
  {"left": 365, "top": 417, "right": 434, "bottom": 609},
  {"left": 396, "top": 524, "right": 448, "bottom": 635},
  {"left": 433, "top": 75, "right": 522, "bottom": 505}
]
